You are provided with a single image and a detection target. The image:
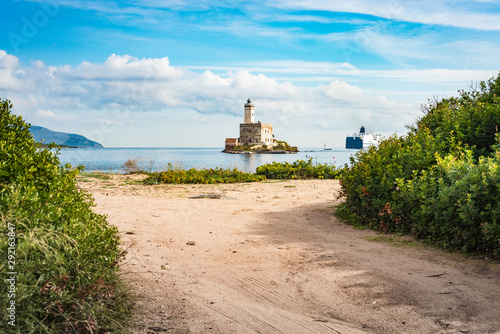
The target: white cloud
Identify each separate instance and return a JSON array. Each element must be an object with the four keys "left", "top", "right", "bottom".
[
  {"left": 34, "top": 109, "right": 56, "bottom": 118},
  {"left": 187, "top": 59, "right": 498, "bottom": 86},
  {"left": 361, "top": 68, "right": 499, "bottom": 82},
  {"left": 42, "top": 0, "right": 500, "bottom": 32},
  {"left": 269, "top": 0, "right": 500, "bottom": 31},
  {"left": 318, "top": 80, "right": 364, "bottom": 101},
  {"left": 33, "top": 109, "right": 78, "bottom": 121},
  {"left": 60, "top": 54, "right": 184, "bottom": 81},
  {"left": 4, "top": 50, "right": 494, "bottom": 146},
  {"left": 0, "top": 50, "right": 23, "bottom": 91},
  {"left": 189, "top": 60, "right": 357, "bottom": 76},
  {"left": 349, "top": 29, "right": 500, "bottom": 67}
]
